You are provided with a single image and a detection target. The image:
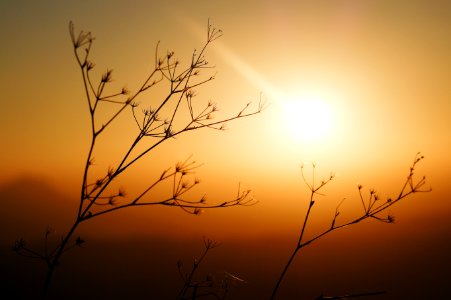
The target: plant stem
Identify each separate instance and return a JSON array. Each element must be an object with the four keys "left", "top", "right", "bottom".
[
  {"left": 41, "top": 219, "right": 80, "bottom": 299},
  {"left": 270, "top": 246, "right": 299, "bottom": 300}
]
